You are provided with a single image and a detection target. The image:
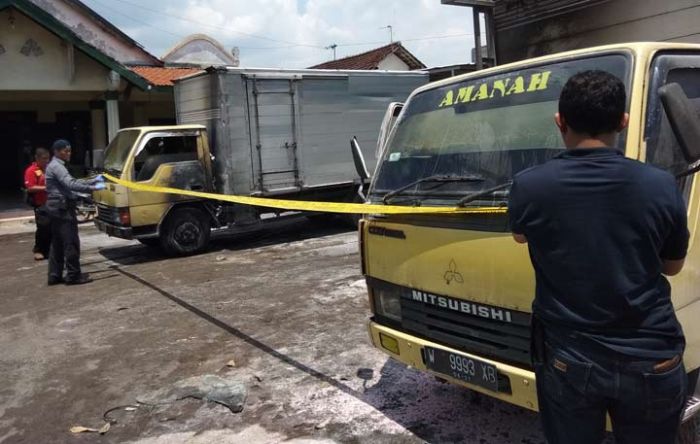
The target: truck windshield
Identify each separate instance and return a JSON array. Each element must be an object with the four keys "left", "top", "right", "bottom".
[
  {"left": 370, "top": 54, "right": 631, "bottom": 205},
  {"left": 102, "top": 130, "right": 140, "bottom": 175}
]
